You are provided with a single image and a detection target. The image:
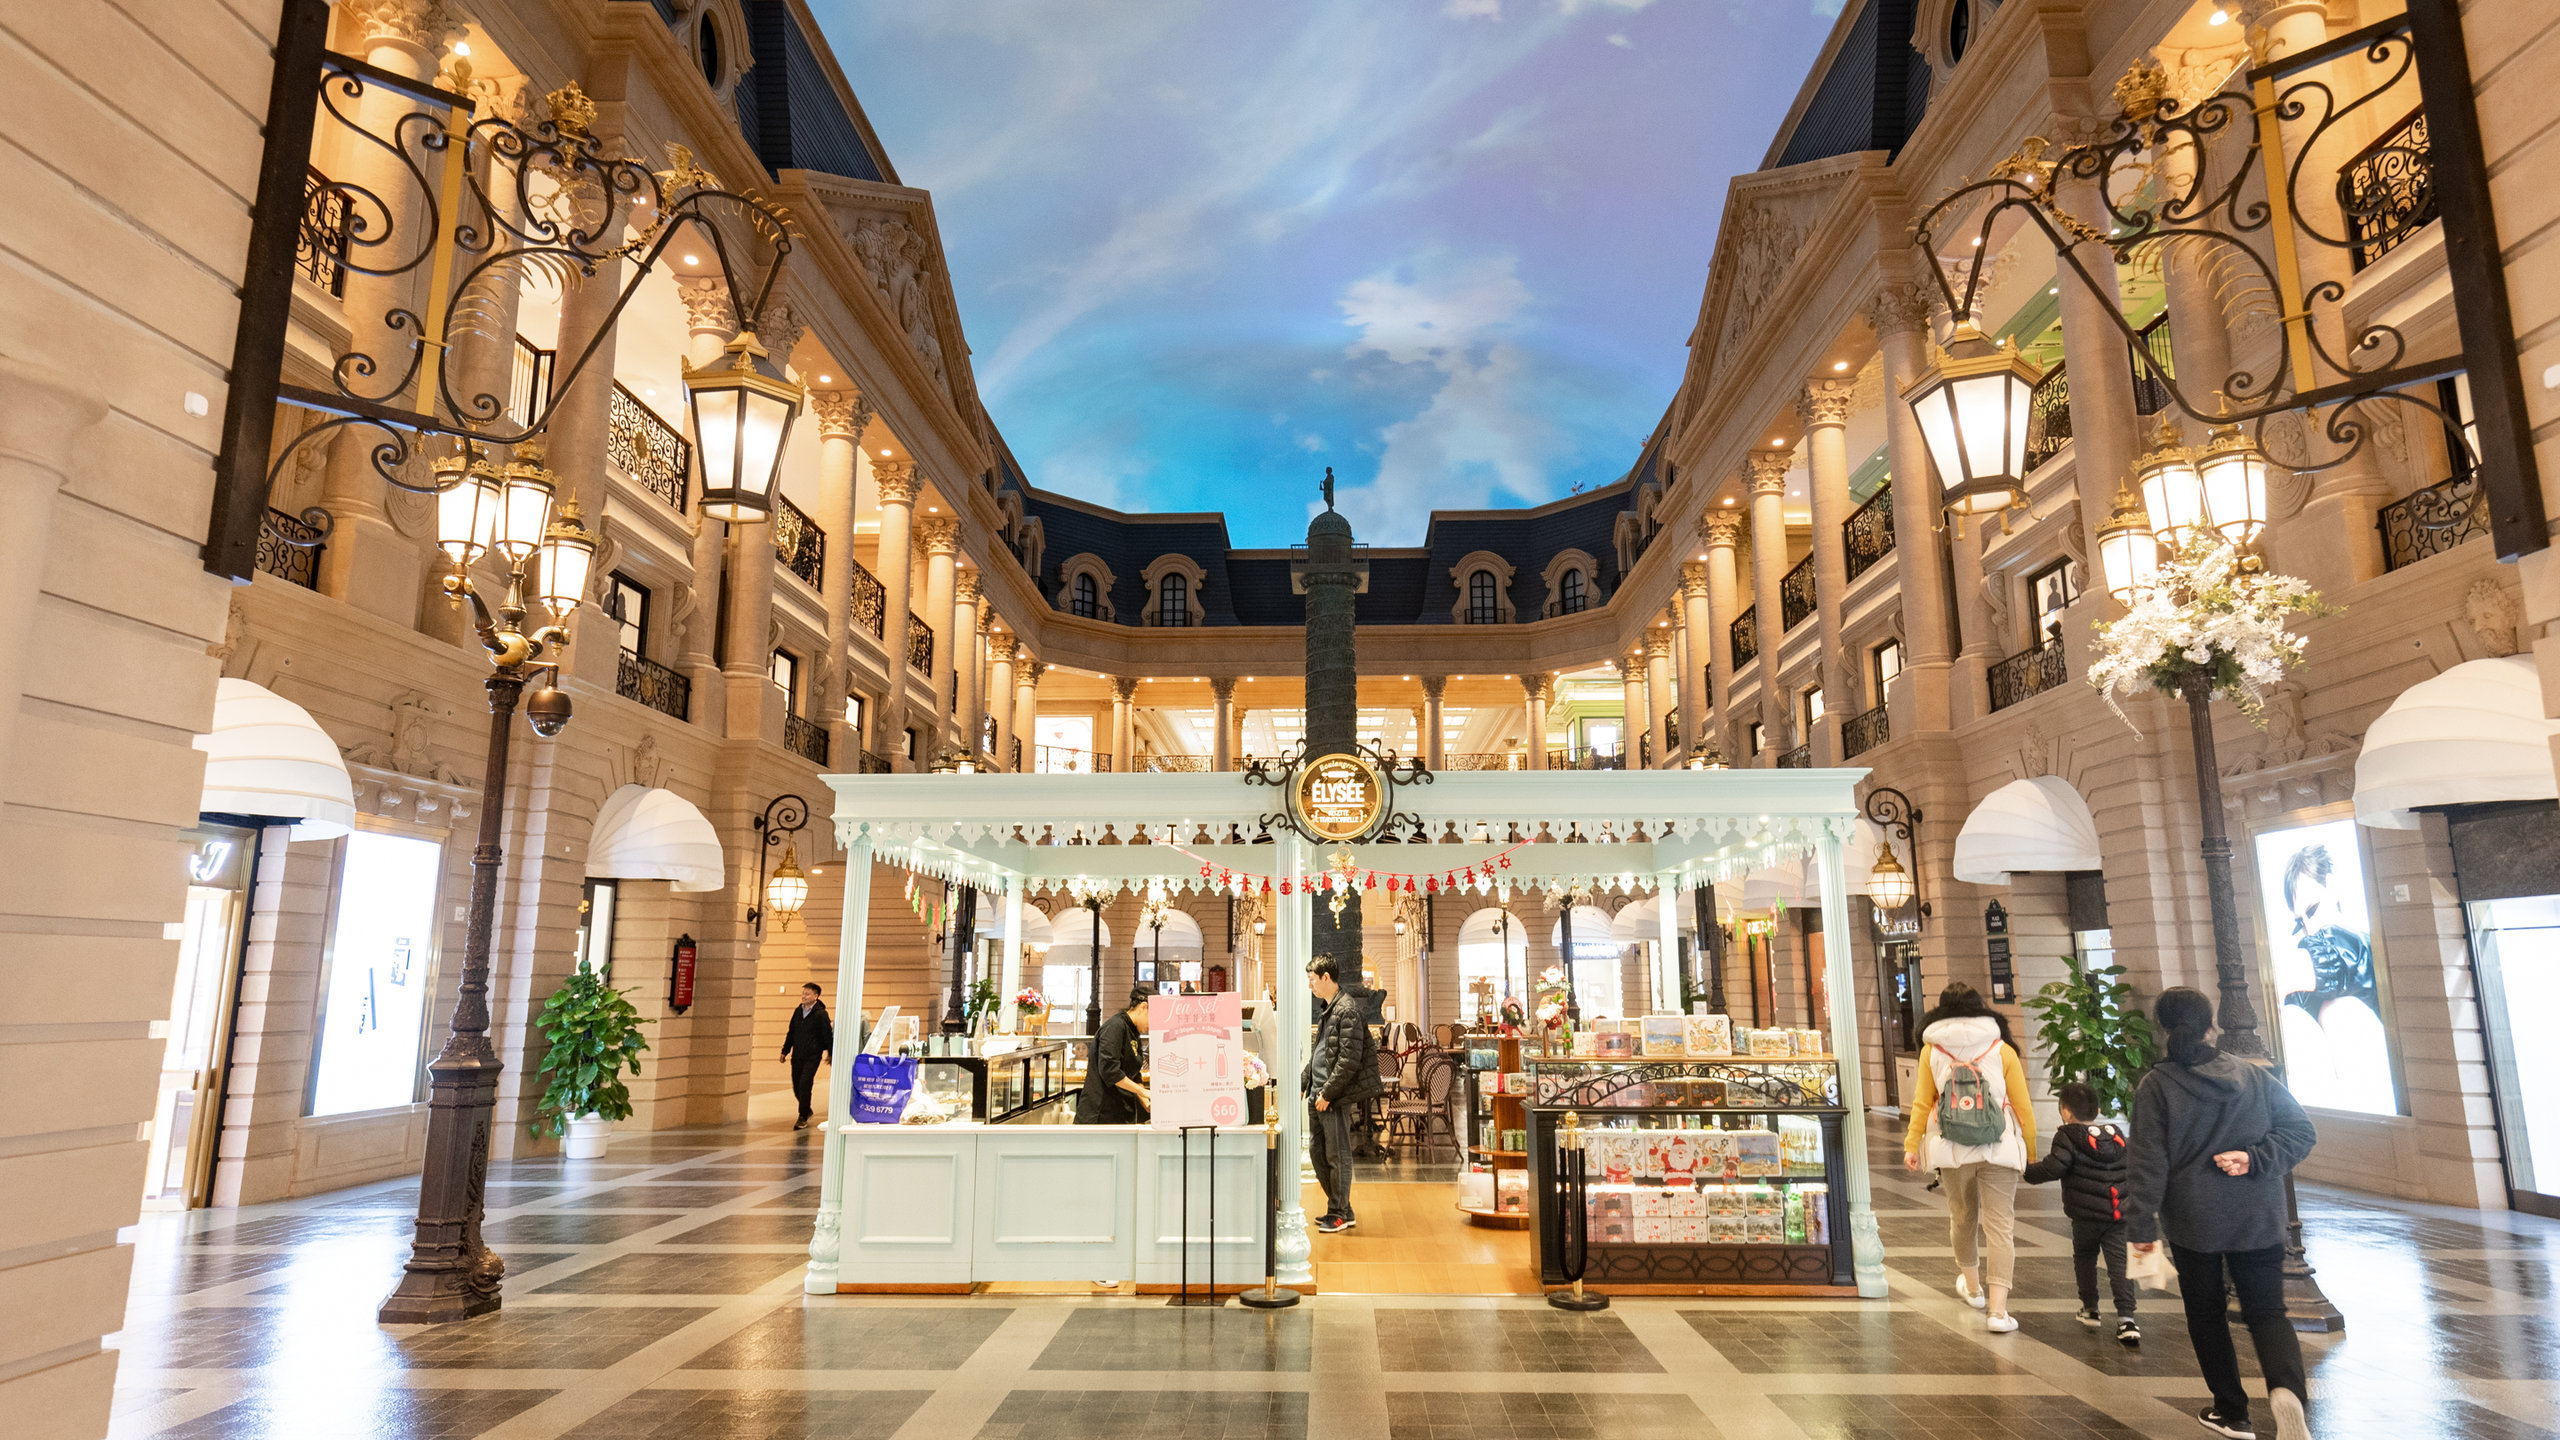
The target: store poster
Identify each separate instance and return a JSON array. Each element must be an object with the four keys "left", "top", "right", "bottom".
[
  {"left": 2251, "top": 818, "right": 2397, "bottom": 1115},
  {"left": 1148, "top": 990, "right": 1245, "bottom": 1129},
  {"left": 310, "top": 831, "right": 443, "bottom": 1117}
]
